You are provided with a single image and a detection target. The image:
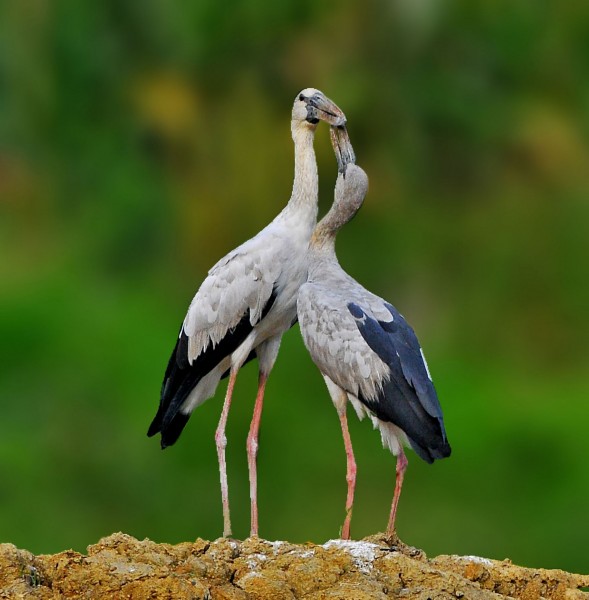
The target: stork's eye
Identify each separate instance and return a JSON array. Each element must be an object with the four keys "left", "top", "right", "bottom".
[{"left": 299, "top": 93, "right": 305, "bottom": 101}]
